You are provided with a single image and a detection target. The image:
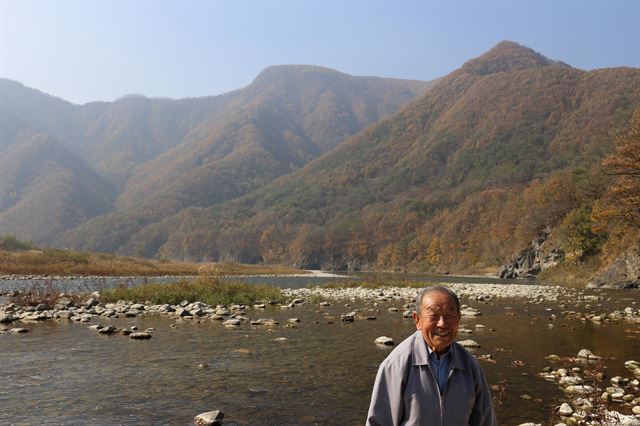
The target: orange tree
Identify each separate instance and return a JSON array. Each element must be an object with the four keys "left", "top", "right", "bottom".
[{"left": 593, "top": 107, "right": 640, "bottom": 233}]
